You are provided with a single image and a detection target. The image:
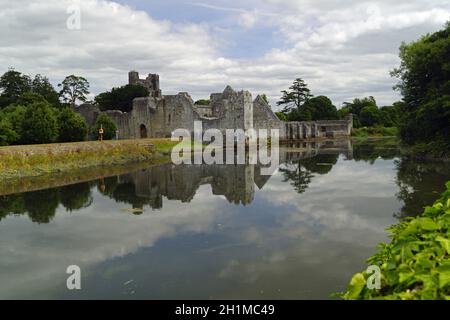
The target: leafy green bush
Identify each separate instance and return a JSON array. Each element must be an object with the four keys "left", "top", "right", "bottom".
[
  {"left": 20, "top": 102, "right": 58, "bottom": 144},
  {"left": 0, "top": 118, "right": 19, "bottom": 146},
  {"left": 339, "top": 181, "right": 450, "bottom": 300},
  {"left": 57, "top": 108, "right": 88, "bottom": 142},
  {"left": 92, "top": 113, "right": 117, "bottom": 140}
]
